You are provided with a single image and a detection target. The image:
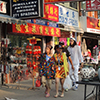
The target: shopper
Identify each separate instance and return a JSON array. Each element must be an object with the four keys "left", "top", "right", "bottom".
[
  {"left": 59, "top": 42, "right": 74, "bottom": 73},
  {"left": 54, "top": 45, "right": 69, "bottom": 98},
  {"left": 39, "top": 45, "right": 55, "bottom": 97},
  {"left": 68, "top": 37, "right": 83, "bottom": 91}
]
